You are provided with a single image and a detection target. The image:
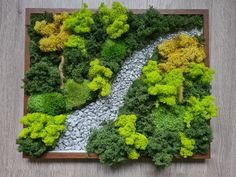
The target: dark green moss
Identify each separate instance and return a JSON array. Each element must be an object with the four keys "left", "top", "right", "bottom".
[
  {"left": 16, "top": 136, "right": 48, "bottom": 157},
  {"left": 63, "top": 47, "right": 90, "bottom": 83},
  {"left": 86, "top": 121, "right": 131, "bottom": 166},
  {"left": 119, "top": 79, "right": 155, "bottom": 117},
  {"left": 123, "top": 8, "right": 203, "bottom": 54},
  {"left": 27, "top": 12, "right": 53, "bottom": 42},
  {"left": 183, "top": 80, "right": 211, "bottom": 103},
  {"left": 148, "top": 131, "right": 181, "bottom": 168},
  {"left": 100, "top": 39, "right": 128, "bottom": 73},
  {"left": 184, "top": 118, "right": 212, "bottom": 154},
  {"left": 23, "top": 62, "right": 61, "bottom": 95}
]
